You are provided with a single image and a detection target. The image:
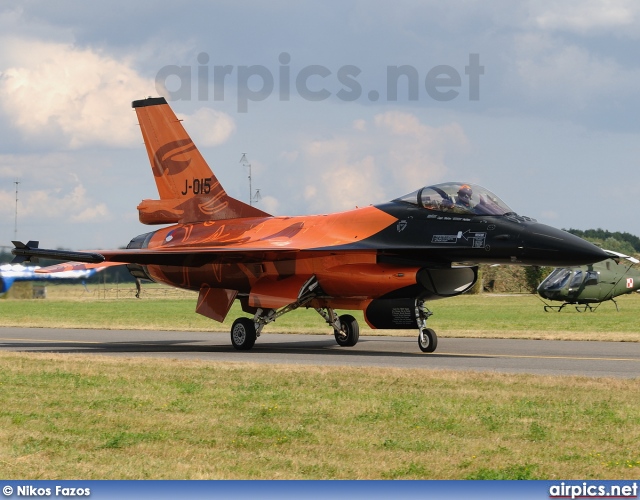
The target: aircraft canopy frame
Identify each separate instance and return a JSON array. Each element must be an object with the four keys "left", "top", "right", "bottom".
[{"left": 395, "top": 182, "right": 514, "bottom": 216}]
